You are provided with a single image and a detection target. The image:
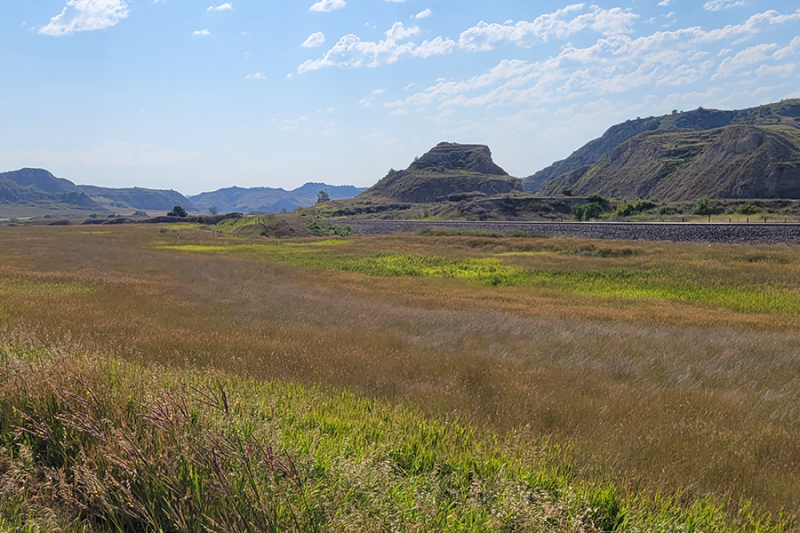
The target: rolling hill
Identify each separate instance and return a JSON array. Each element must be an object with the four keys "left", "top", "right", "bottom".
[
  {"left": 362, "top": 142, "right": 521, "bottom": 203},
  {"left": 188, "top": 183, "right": 367, "bottom": 213},
  {"left": 0, "top": 169, "right": 101, "bottom": 210},
  {"left": 78, "top": 185, "right": 197, "bottom": 212},
  {"left": 527, "top": 99, "right": 800, "bottom": 200},
  {"left": 0, "top": 168, "right": 197, "bottom": 213}
]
